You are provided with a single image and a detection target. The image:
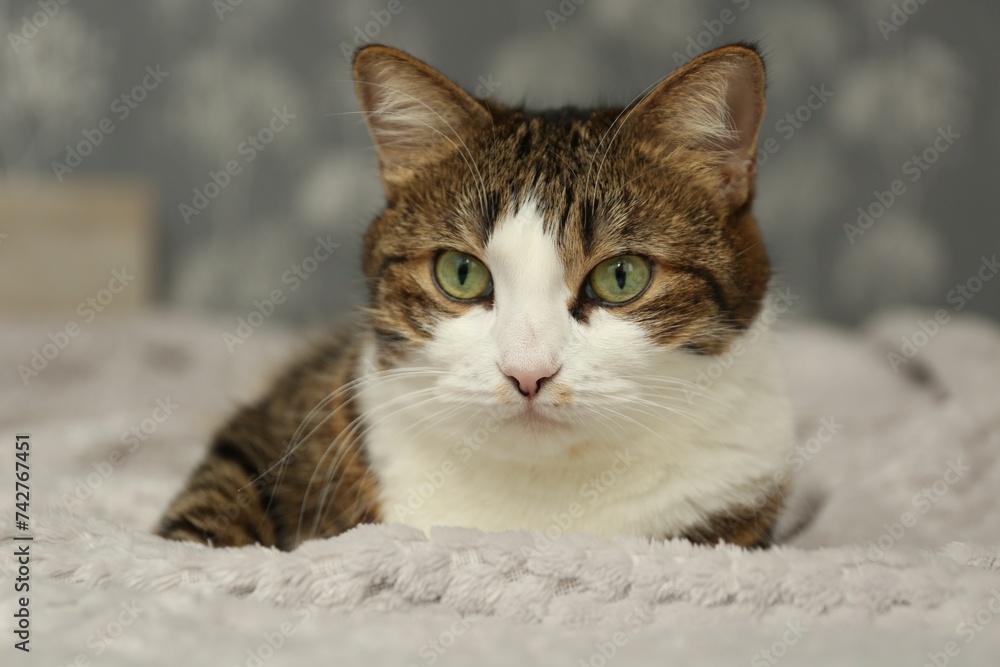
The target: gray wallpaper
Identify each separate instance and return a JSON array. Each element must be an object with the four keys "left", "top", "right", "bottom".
[{"left": 2, "top": 0, "right": 997, "bottom": 326}]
